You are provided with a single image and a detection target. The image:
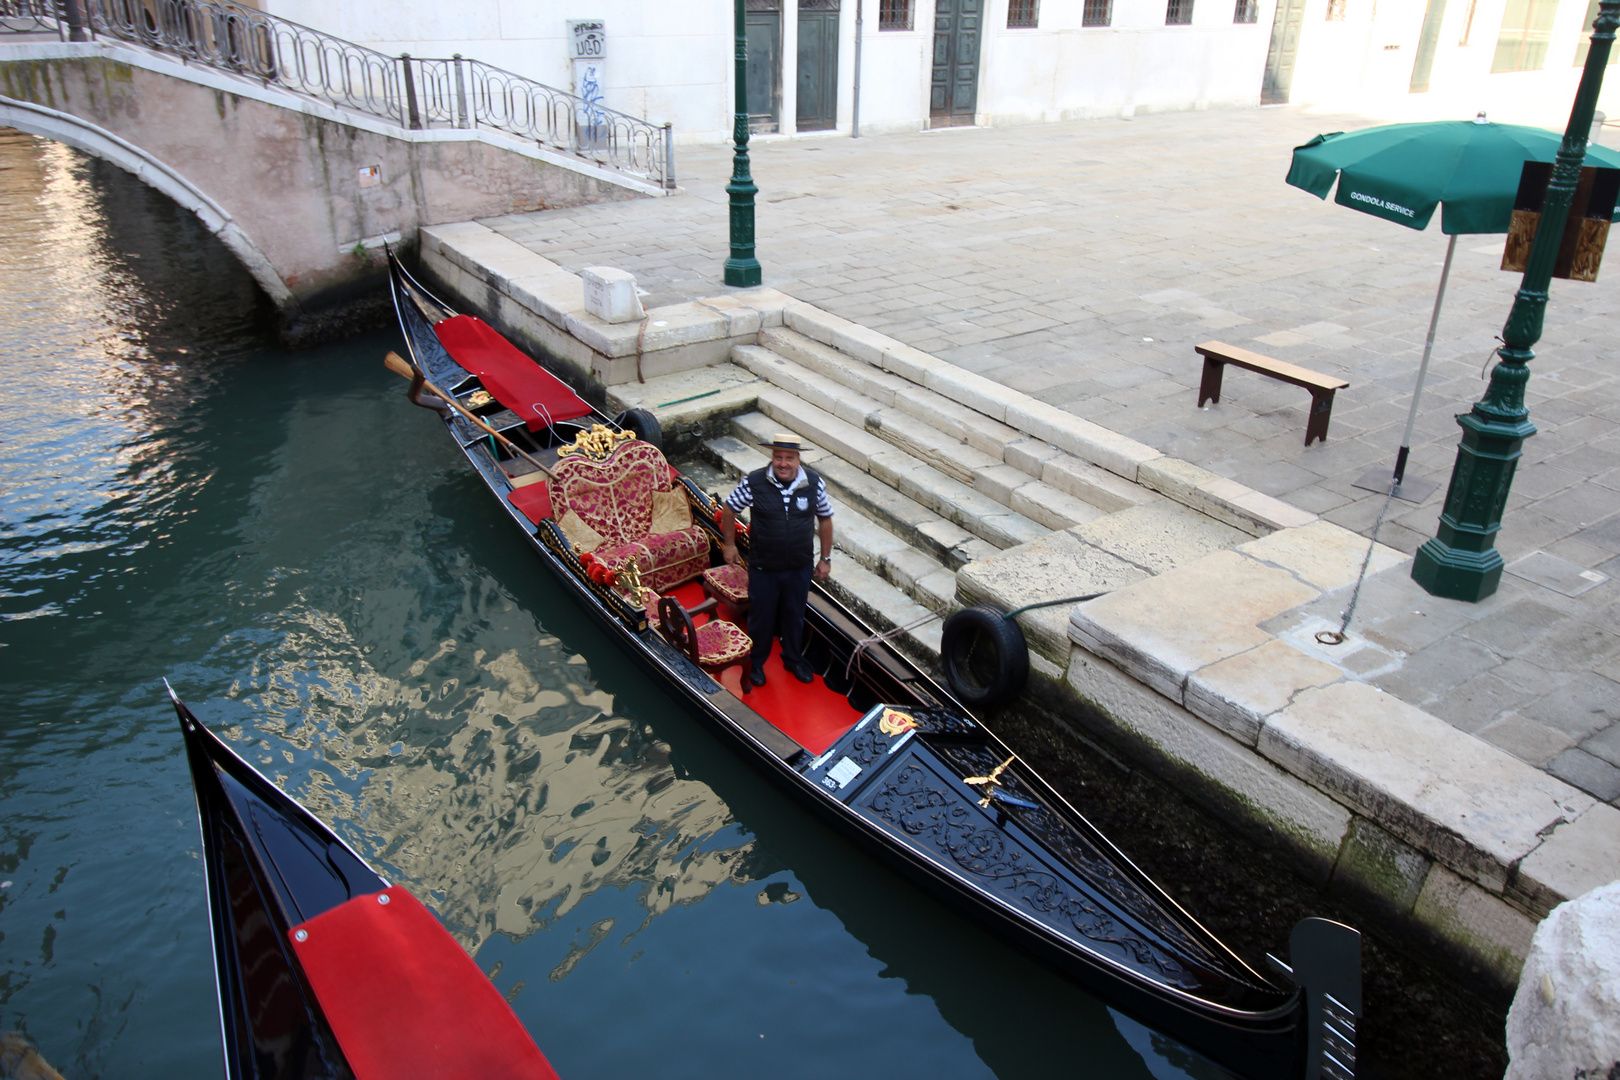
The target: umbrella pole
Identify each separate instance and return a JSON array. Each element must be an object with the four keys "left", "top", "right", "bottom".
[{"left": 1393, "top": 232, "right": 1458, "bottom": 486}]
